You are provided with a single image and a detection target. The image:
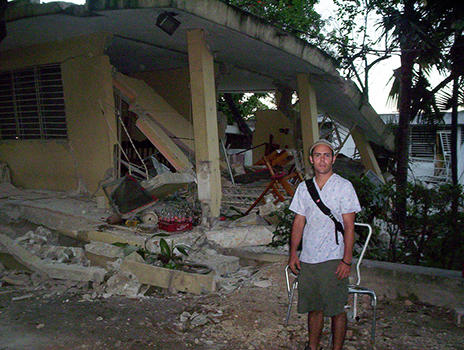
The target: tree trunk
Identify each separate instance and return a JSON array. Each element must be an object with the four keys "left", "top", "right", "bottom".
[
  {"left": 394, "top": 0, "right": 416, "bottom": 252},
  {"left": 448, "top": 54, "right": 459, "bottom": 269}
]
